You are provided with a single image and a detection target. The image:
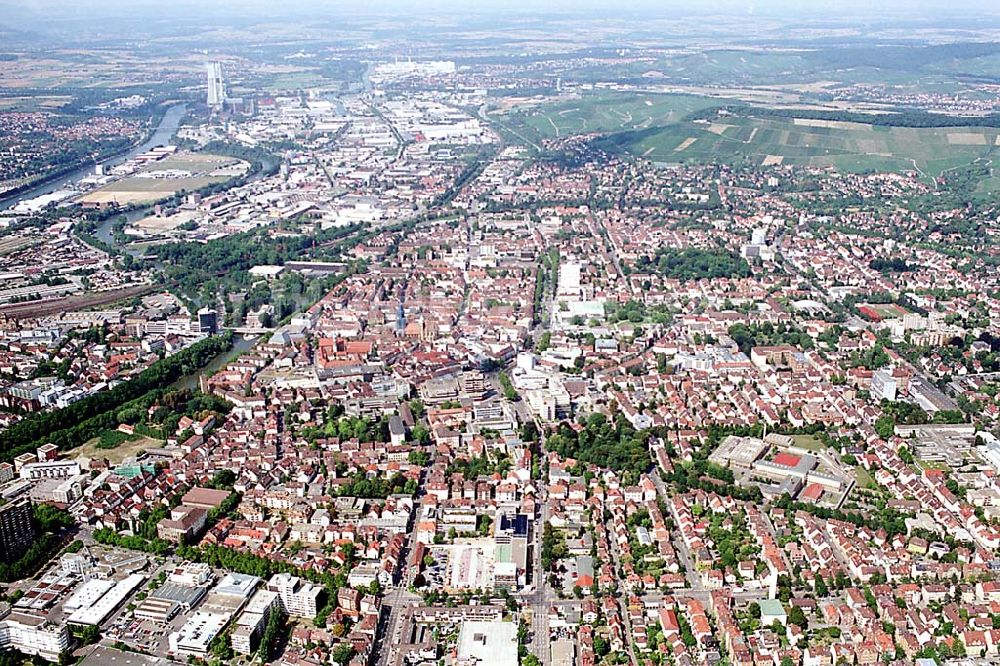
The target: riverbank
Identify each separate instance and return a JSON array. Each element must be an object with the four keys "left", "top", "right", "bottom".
[{"left": 0, "top": 103, "right": 189, "bottom": 212}]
